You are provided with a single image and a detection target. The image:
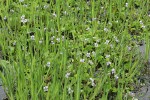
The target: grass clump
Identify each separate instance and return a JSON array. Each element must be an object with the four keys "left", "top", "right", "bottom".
[{"left": 0, "top": 0, "right": 149, "bottom": 100}]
